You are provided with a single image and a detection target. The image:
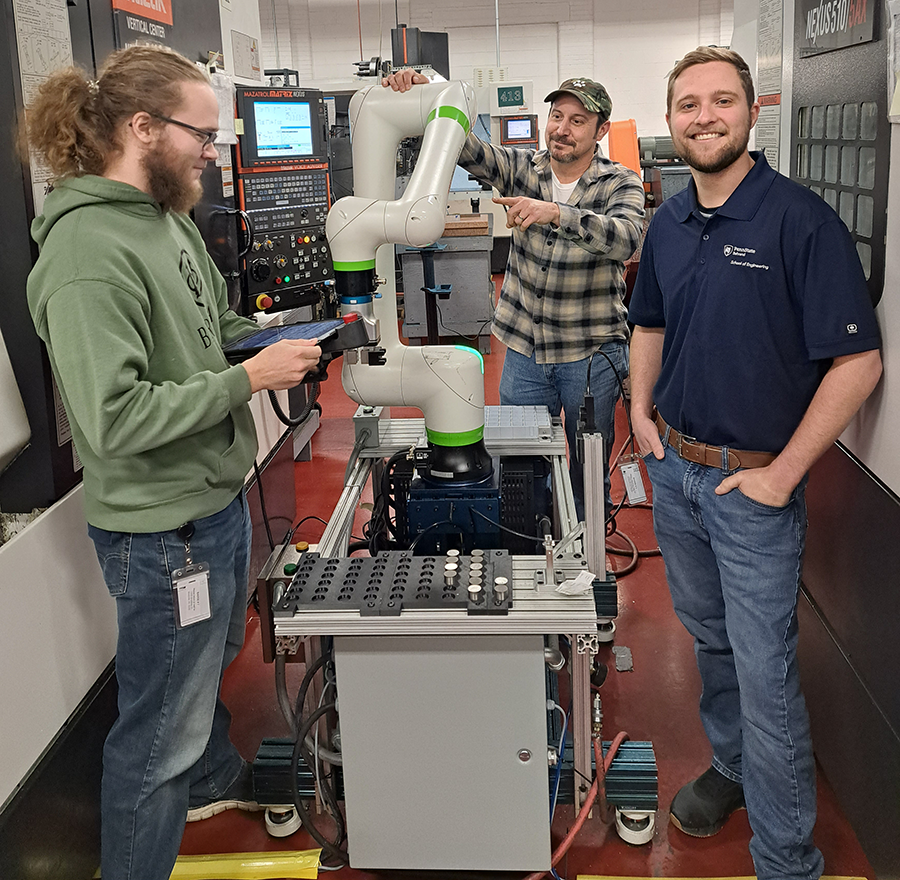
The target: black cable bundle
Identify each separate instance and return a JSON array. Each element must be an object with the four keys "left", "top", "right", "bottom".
[{"left": 290, "top": 644, "right": 349, "bottom": 866}]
